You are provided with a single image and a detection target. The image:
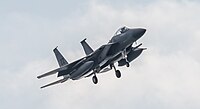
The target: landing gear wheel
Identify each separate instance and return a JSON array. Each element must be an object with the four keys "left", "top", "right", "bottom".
[
  {"left": 115, "top": 70, "right": 121, "bottom": 78},
  {"left": 92, "top": 75, "right": 98, "bottom": 84},
  {"left": 126, "top": 62, "right": 130, "bottom": 67}
]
